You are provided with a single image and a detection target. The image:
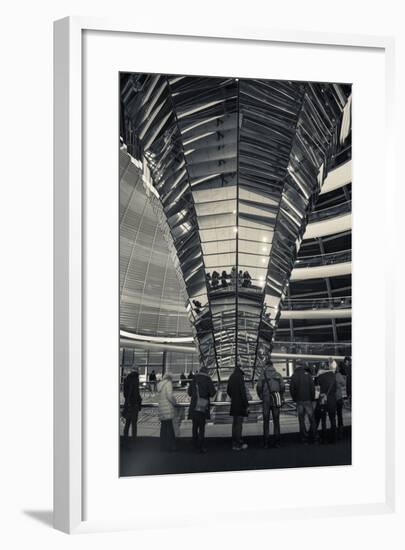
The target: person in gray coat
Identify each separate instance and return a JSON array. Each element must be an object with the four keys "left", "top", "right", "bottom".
[
  {"left": 256, "top": 361, "right": 285, "bottom": 448},
  {"left": 157, "top": 373, "right": 177, "bottom": 452}
]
